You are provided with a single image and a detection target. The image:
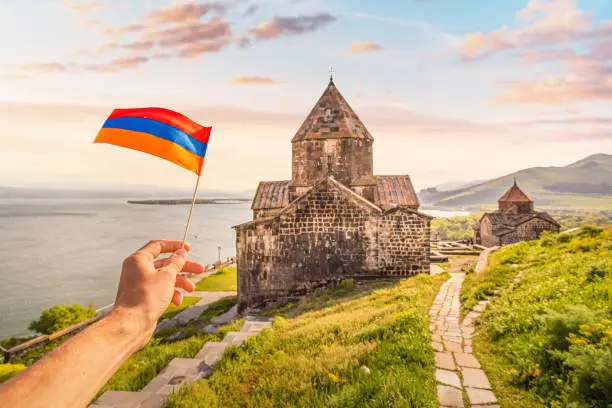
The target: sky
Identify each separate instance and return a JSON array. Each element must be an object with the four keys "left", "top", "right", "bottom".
[{"left": 1, "top": 0, "right": 611, "bottom": 192}]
